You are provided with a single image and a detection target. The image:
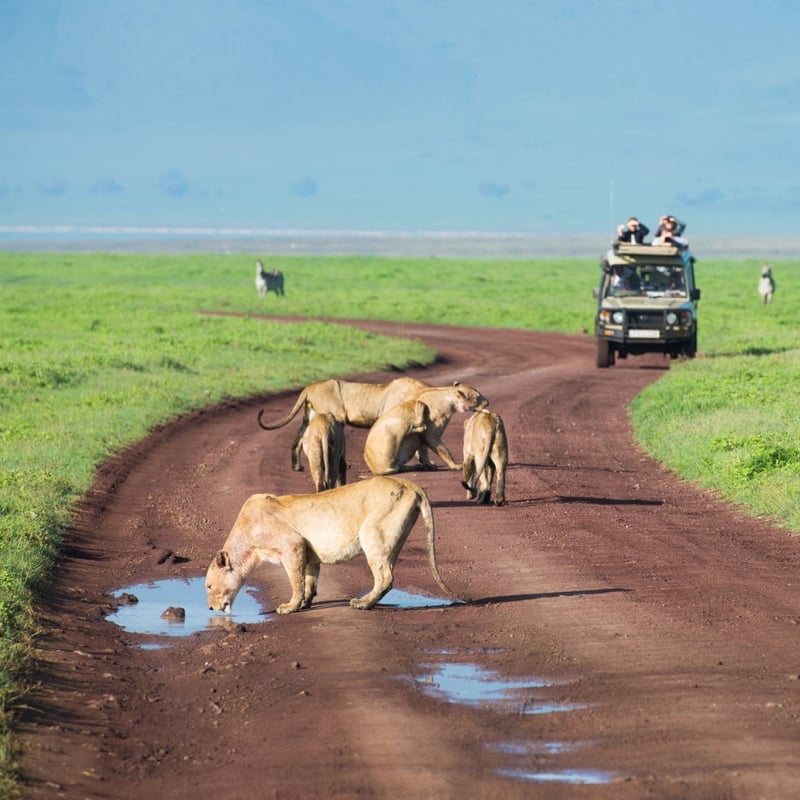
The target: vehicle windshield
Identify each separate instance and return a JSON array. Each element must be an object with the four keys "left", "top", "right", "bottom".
[{"left": 604, "top": 264, "right": 687, "bottom": 299}]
